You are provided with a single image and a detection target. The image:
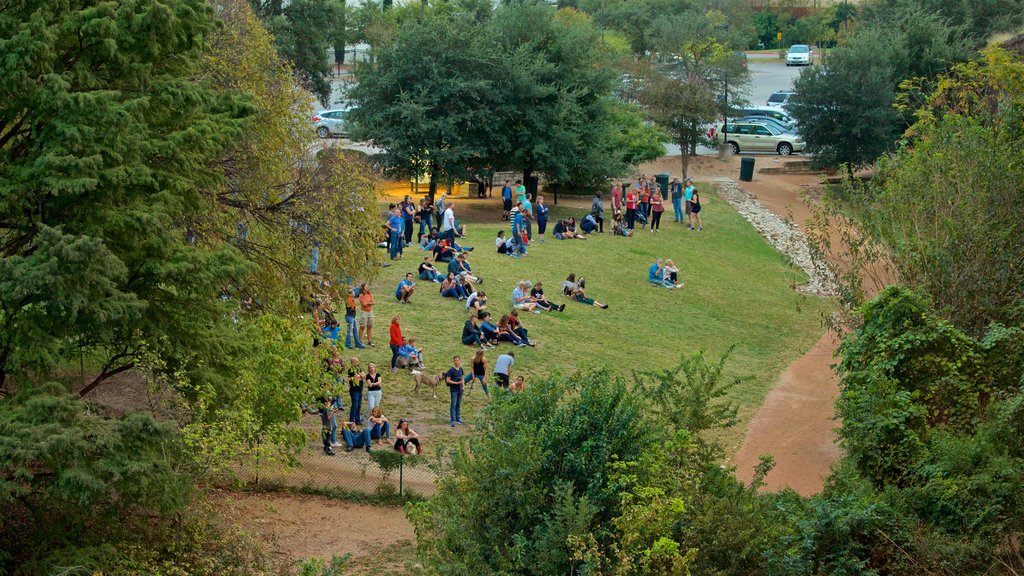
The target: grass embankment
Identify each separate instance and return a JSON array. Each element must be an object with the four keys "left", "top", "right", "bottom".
[{"left": 347, "top": 185, "right": 830, "bottom": 455}]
